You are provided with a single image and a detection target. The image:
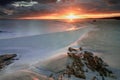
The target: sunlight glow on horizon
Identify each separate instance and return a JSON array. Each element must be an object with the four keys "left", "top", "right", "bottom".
[
  {"left": 67, "top": 26, "right": 79, "bottom": 31},
  {"left": 19, "top": 12, "right": 120, "bottom": 20},
  {"left": 65, "top": 13, "right": 84, "bottom": 21}
]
